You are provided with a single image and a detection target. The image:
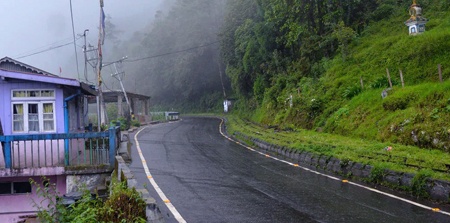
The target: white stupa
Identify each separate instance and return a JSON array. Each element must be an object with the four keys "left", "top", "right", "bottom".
[{"left": 404, "top": 0, "right": 428, "bottom": 35}]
